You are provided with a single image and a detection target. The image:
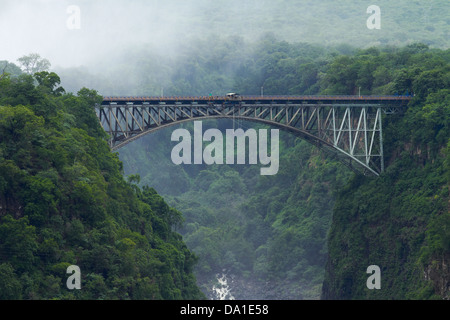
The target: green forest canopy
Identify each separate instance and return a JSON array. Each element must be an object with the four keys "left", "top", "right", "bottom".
[{"left": 0, "top": 69, "right": 204, "bottom": 300}]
